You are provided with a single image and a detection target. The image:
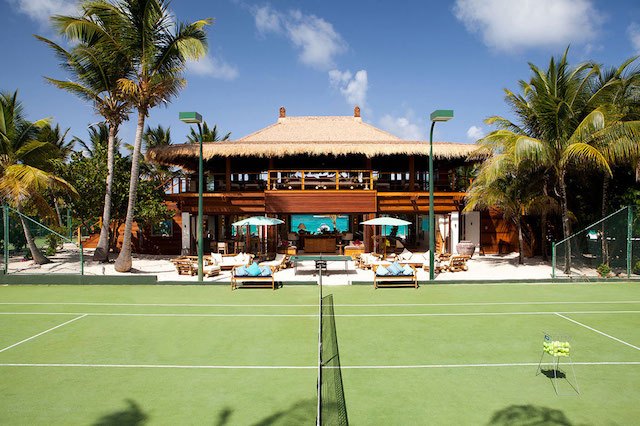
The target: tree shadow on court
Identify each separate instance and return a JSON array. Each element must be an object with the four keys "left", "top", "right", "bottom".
[
  {"left": 214, "top": 399, "right": 315, "bottom": 426},
  {"left": 92, "top": 399, "right": 148, "bottom": 426},
  {"left": 487, "top": 404, "right": 584, "bottom": 426}
]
